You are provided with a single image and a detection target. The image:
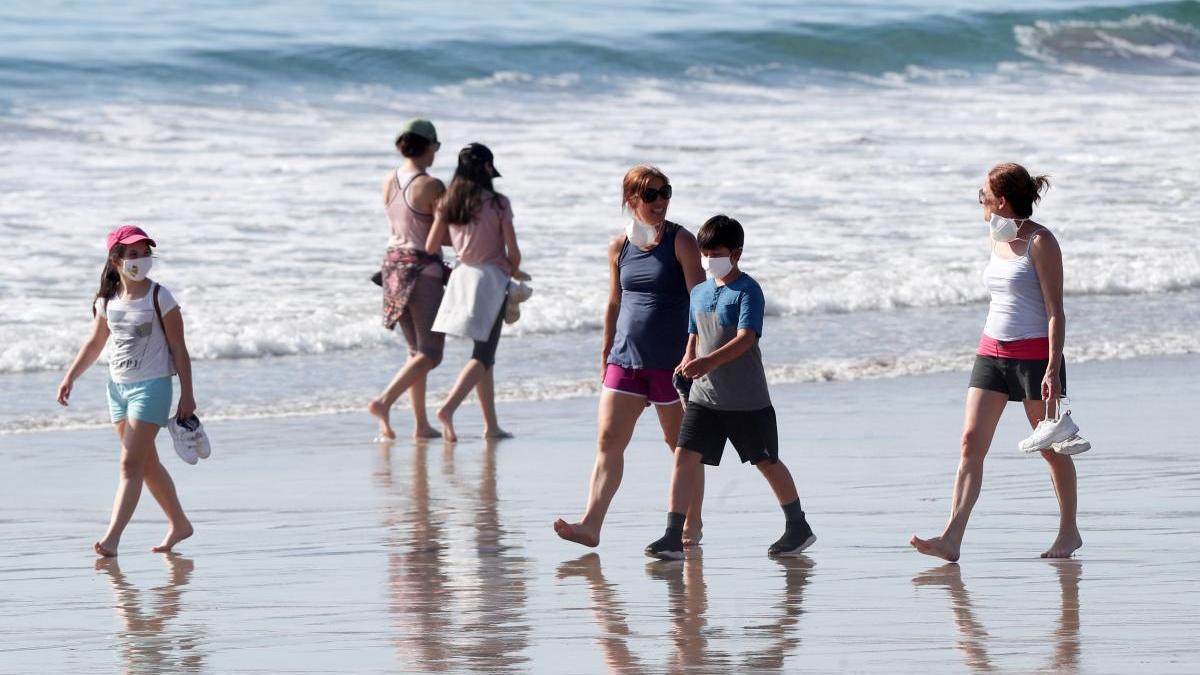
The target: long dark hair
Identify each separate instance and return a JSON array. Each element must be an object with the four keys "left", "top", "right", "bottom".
[
  {"left": 93, "top": 245, "right": 125, "bottom": 315},
  {"left": 441, "top": 145, "right": 501, "bottom": 225}
]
